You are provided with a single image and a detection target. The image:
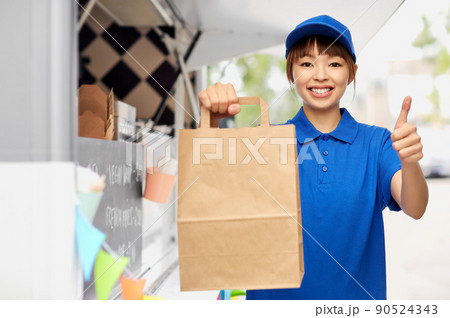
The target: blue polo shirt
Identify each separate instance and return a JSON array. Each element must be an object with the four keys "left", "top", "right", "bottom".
[{"left": 246, "top": 107, "right": 402, "bottom": 300}]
